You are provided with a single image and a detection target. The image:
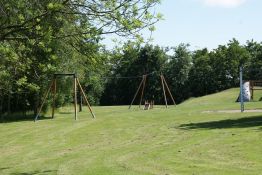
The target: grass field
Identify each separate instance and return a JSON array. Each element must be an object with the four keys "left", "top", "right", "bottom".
[{"left": 0, "top": 88, "right": 262, "bottom": 175}]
